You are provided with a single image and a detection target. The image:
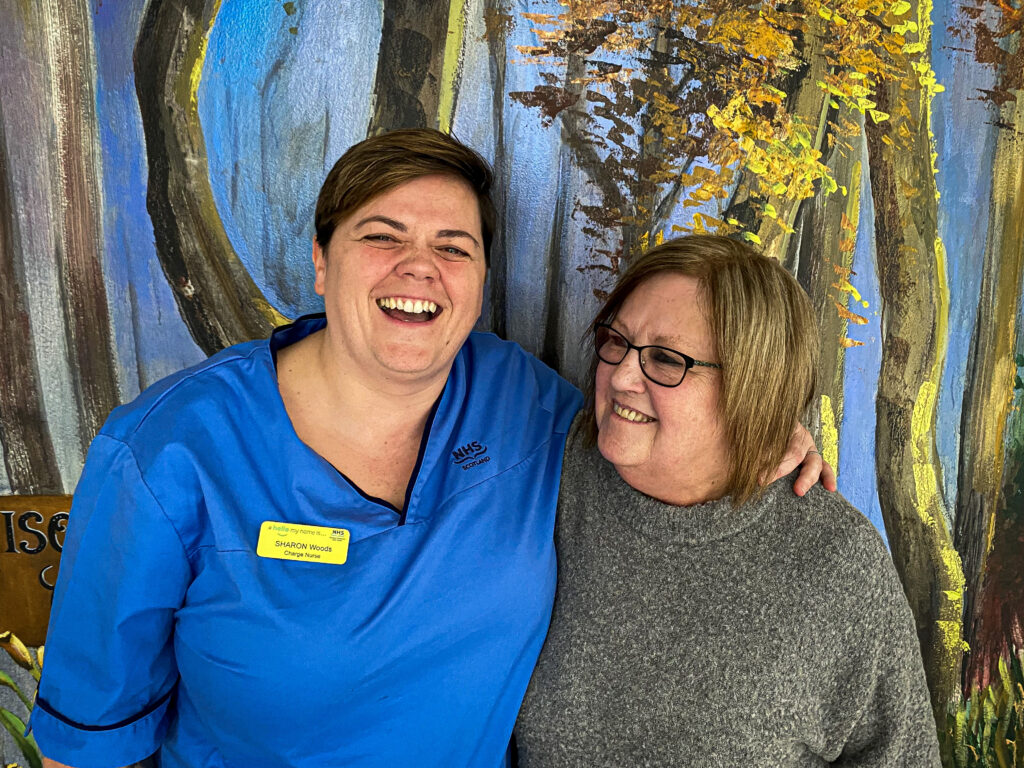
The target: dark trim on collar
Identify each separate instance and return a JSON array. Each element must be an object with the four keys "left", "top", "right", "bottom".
[
  {"left": 399, "top": 384, "right": 446, "bottom": 525},
  {"left": 268, "top": 311, "right": 446, "bottom": 524}
]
